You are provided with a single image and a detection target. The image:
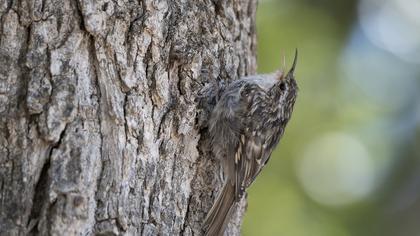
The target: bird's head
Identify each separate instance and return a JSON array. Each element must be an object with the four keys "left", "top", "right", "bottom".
[{"left": 271, "top": 49, "right": 299, "bottom": 120}]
